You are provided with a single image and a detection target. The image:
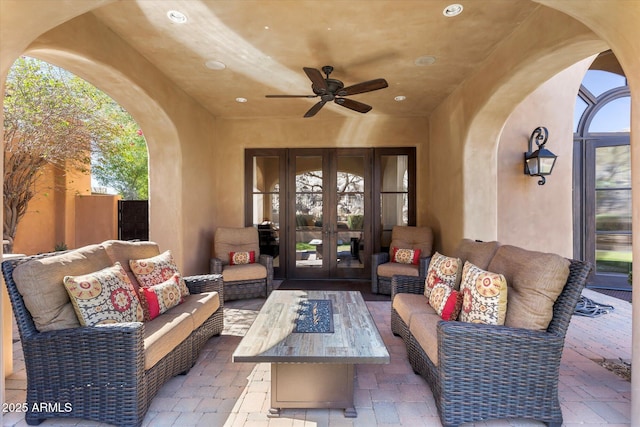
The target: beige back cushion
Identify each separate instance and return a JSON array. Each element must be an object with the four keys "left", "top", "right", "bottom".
[
  {"left": 103, "top": 240, "right": 160, "bottom": 290},
  {"left": 388, "top": 226, "right": 433, "bottom": 258},
  {"left": 487, "top": 245, "right": 570, "bottom": 331},
  {"left": 214, "top": 227, "right": 260, "bottom": 265},
  {"left": 13, "top": 244, "right": 113, "bottom": 332},
  {"left": 454, "top": 239, "right": 500, "bottom": 270}
]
